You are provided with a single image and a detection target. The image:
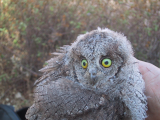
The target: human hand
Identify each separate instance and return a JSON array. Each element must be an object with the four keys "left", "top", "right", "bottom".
[{"left": 137, "top": 59, "right": 160, "bottom": 120}]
